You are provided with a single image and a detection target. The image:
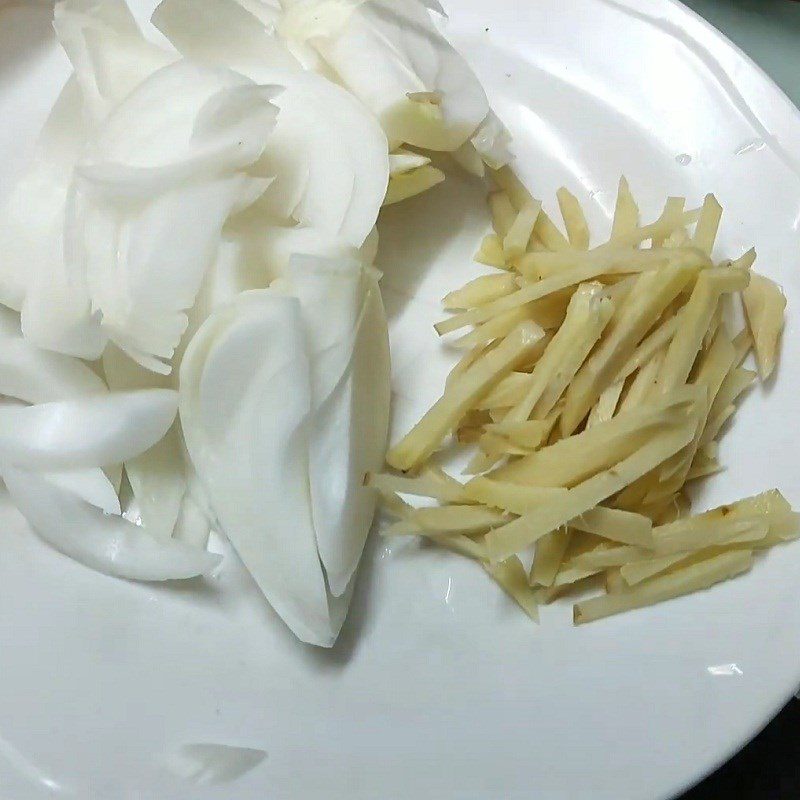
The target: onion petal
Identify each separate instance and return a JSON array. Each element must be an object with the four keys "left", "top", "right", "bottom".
[
  {"left": 3, "top": 466, "right": 220, "bottom": 581},
  {"left": 152, "top": 0, "right": 299, "bottom": 74},
  {"left": 287, "top": 254, "right": 390, "bottom": 595},
  {"left": 0, "top": 79, "right": 85, "bottom": 311},
  {"left": 180, "top": 291, "right": 335, "bottom": 646},
  {"left": 0, "top": 389, "right": 178, "bottom": 470},
  {"left": 0, "top": 334, "right": 107, "bottom": 404},
  {"left": 44, "top": 467, "right": 122, "bottom": 515},
  {"left": 152, "top": 21, "right": 388, "bottom": 247},
  {"left": 63, "top": 61, "right": 282, "bottom": 372},
  {"left": 103, "top": 347, "right": 187, "bottom": 539},
  {"left": 53, "top": 0, "right": 174, "bottom": 123},
  {"left": 301, "top": 0, "right": 489, "bottom": 151},
  {"left": 21, "top": 281, "right": 107, "bottom": 360}
]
